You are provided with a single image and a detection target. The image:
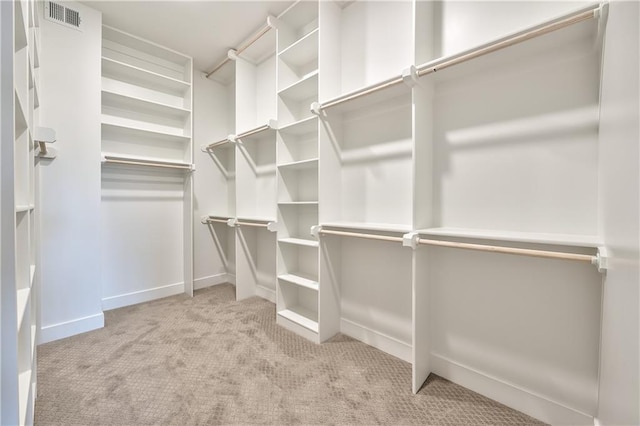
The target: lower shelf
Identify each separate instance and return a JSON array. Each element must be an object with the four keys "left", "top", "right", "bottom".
[
  {"left": 277, "top": 308, "right": 318, "bottom": 333},
  {"left": 278, "top": 273, "right": 318, "bottom": 291},
  {"left": 18, "top": 368, "right": 33, "bottom": 426}
]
